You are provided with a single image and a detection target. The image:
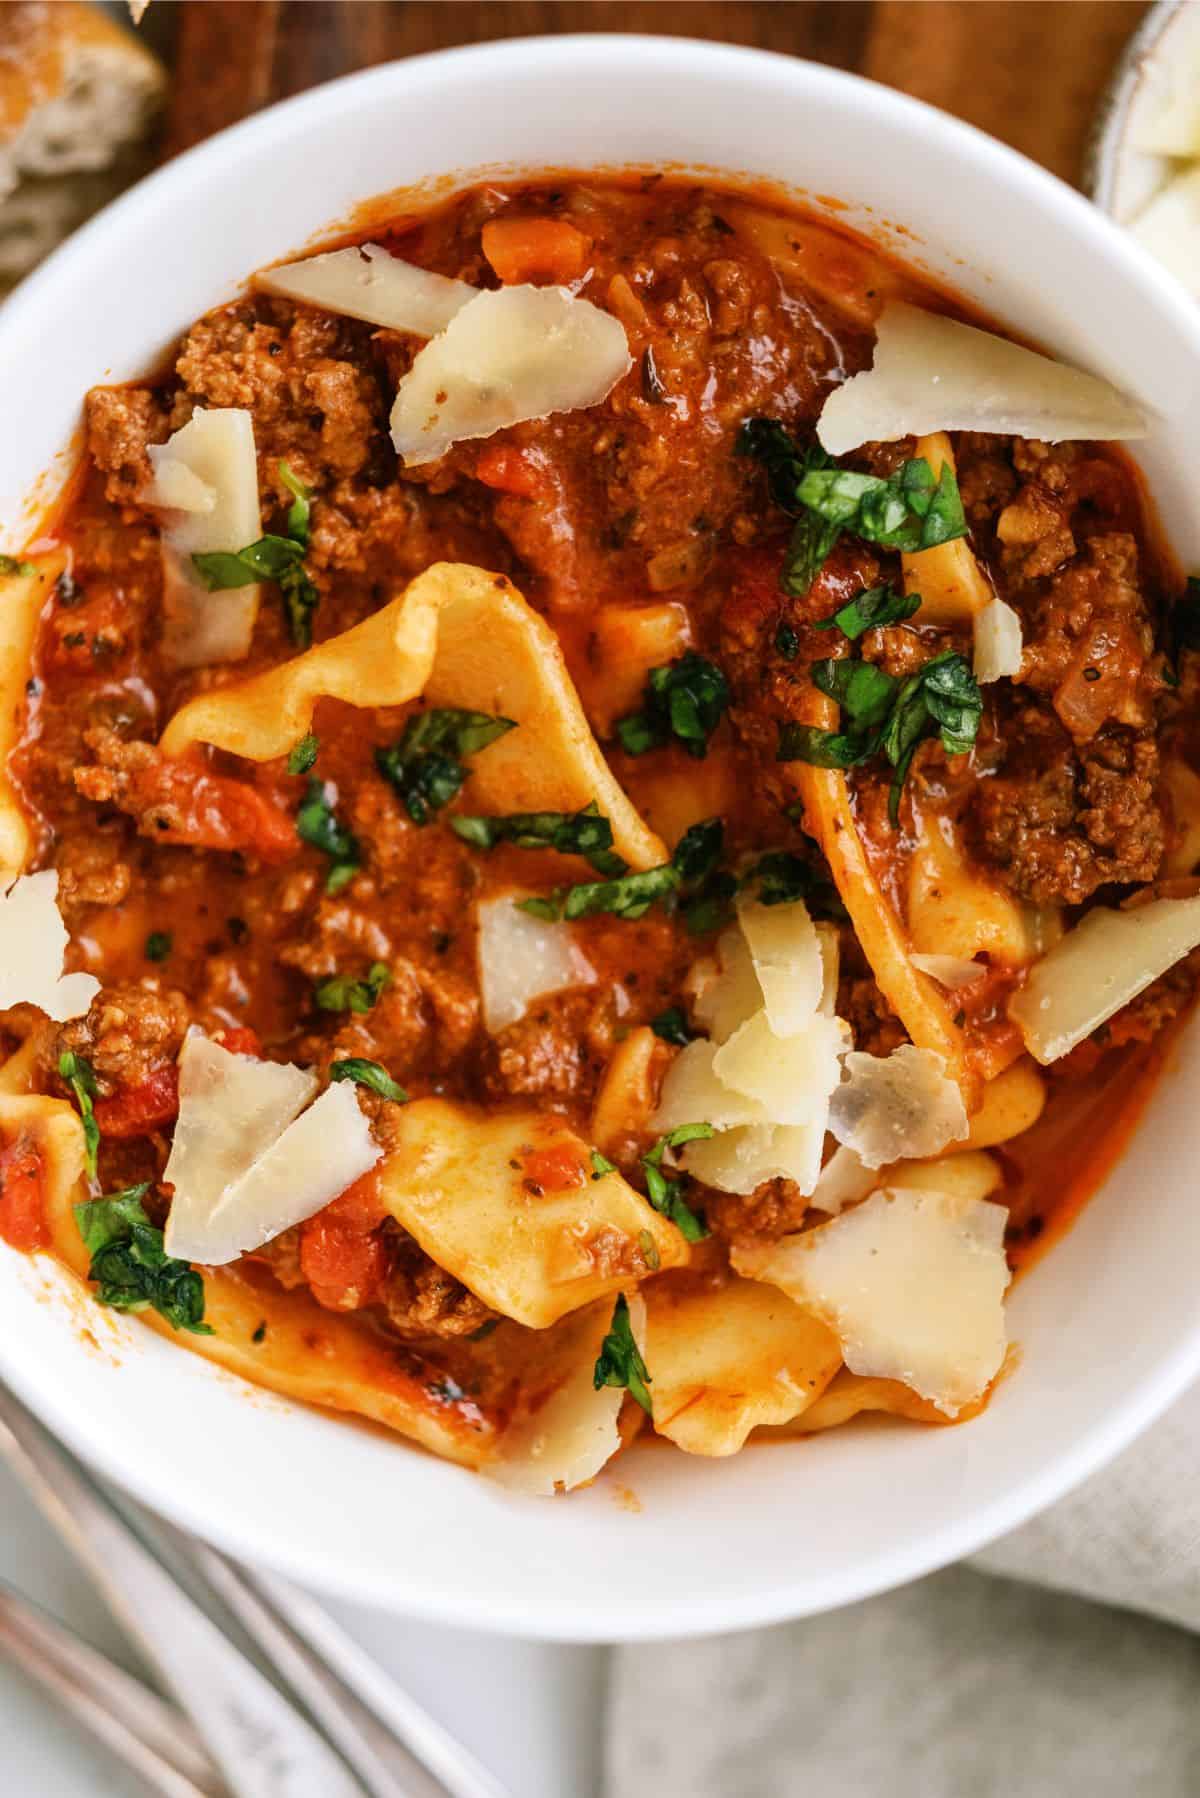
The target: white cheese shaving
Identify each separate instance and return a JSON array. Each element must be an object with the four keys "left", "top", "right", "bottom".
[
  {"left": 476, "top": 895, "right": 594, "bottom": 1033},
  {"left": 256, "top": 243, "right": 477, "bottom": 338},
  {"left": 163, "top": 1036, "right": 317, "bottom": 1261},
  {"left": 735, "top": 894, "right": 823, "bottom": 1036},
  {"left": 973, "top": 595, "right": 1024, "bottom": 684},
  {"left": 816, "top": 302, "right": 1147, "bottom": 455},
  {"left": 652, "top": 1039, "right": 767, "bottom": 1134},
  {"left": 142, "top": 456, "right": 217, "bottom": 515},
  {"left": 734, "top": 1185, "right": 1010, "bottom": 1415},
  {"left": 146, "top": 408, "right": 263, "bottom": 667},
  {"left": 712, "top": 1012, "right": 850, "bottom": 1129},
  {"left": 1128, "top": 166, "right": 1200, "bottom": 297},
  {"left": 681, "top": 1120, "right": 825, "bottom": 1198},
  {"left": 488, "top": 1294, "right": 644, "bottom": 1495},
  {"left": 0, "top": 870, "right": 98, "bottom": 1021},
  {"left": 390, "top": 285, "right": 632, "bottom": 466},
  {"left": 909, "top": 952, "right": 986, "bottom": 992},
  {"left": 691, "top": 925, "right": 761, "bottom": 1045},
  {"left": 808, "top": 1143, "right": 876, "bottom": 1215},
  {"left": 193, "top": 1082, "right": 380, "bottom": 1266},
  {"left": 1008, "top": 894, "right": 1200, "bottom": 1064},
  {"left": 828, "top": 1043, "right": 969, "bottom": 1167}
]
